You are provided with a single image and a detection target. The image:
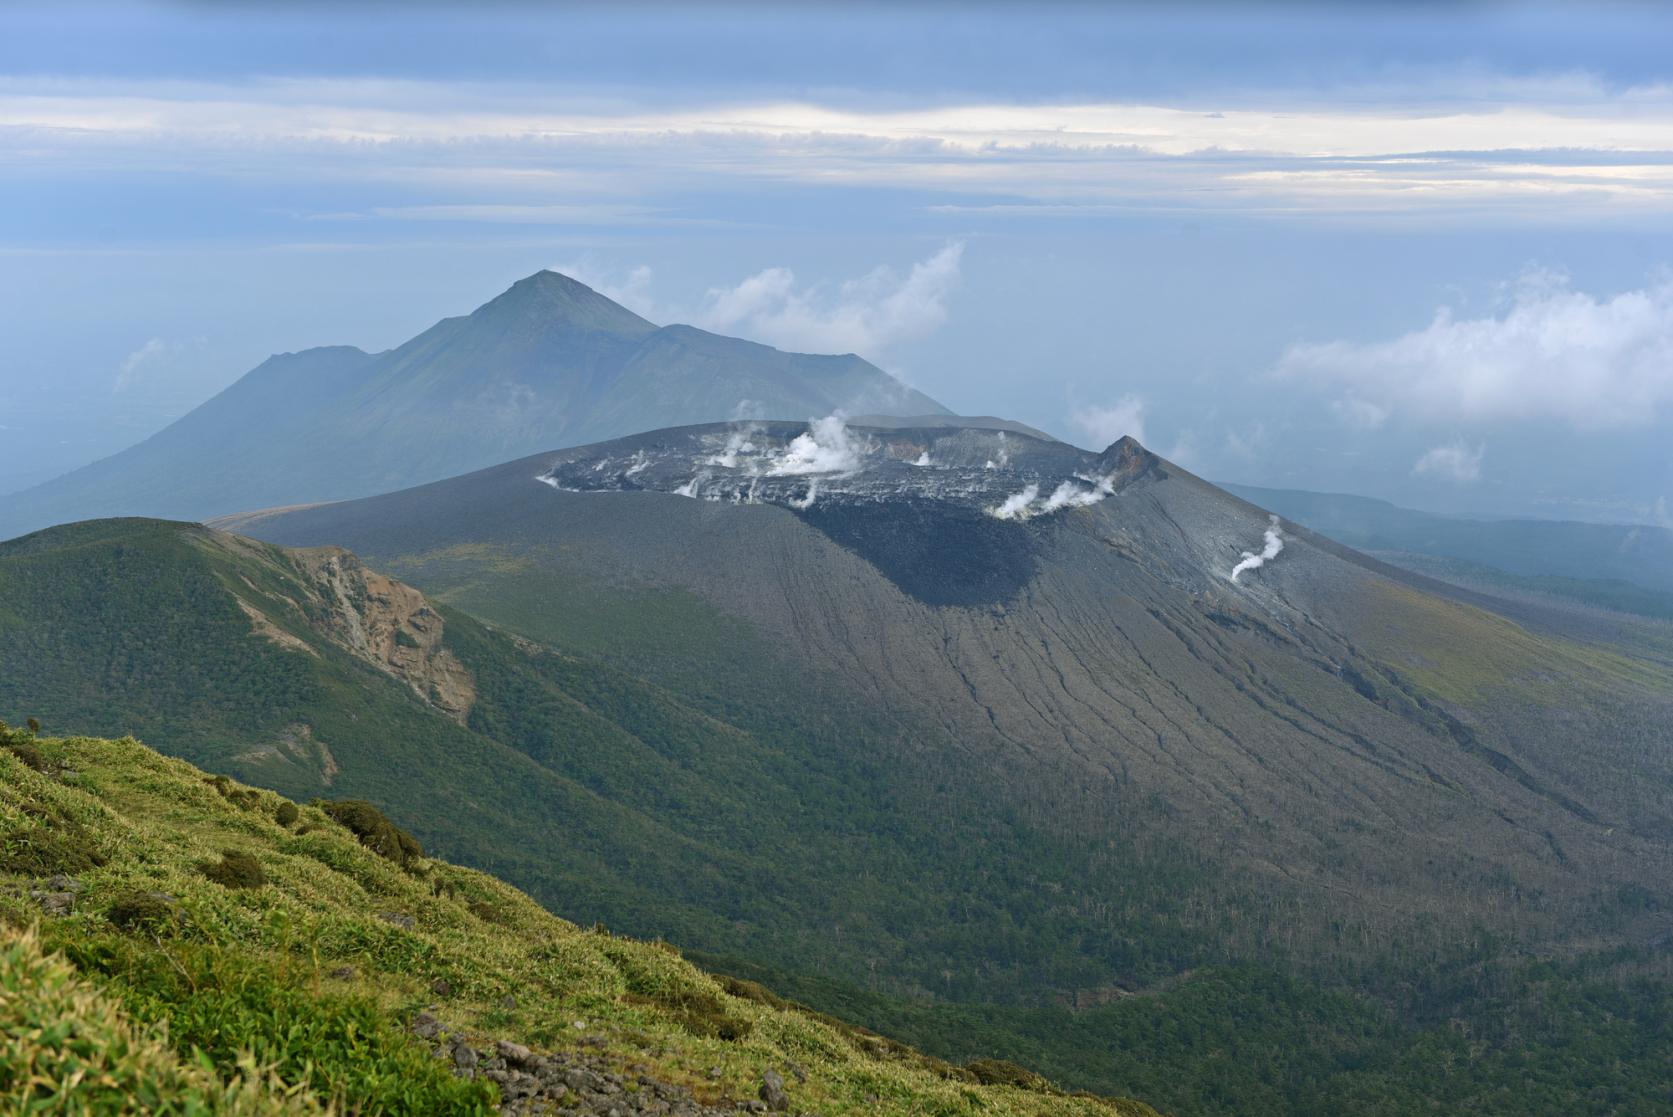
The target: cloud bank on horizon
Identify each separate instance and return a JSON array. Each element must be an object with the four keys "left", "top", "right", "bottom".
[
  {"left": 2, "top": 2, "right": 1672, "bottom": 525},
  {"left": 1277, "top": 270, "right": 1673, "bottom": 432},
  {"left": 10, "top": 77, "right": 1673, "bottom": 222}
]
